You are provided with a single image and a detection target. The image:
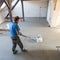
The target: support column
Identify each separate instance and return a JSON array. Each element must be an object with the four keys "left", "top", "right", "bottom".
[
  {"left": 21, "top": 0, "right": 25, "bottom": 21},
  {"left": 4, "top": 0, "right": 12, "bottom": 22},
  {"left": 5, "top": 0, "right": 19, "bottom": 18}
]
